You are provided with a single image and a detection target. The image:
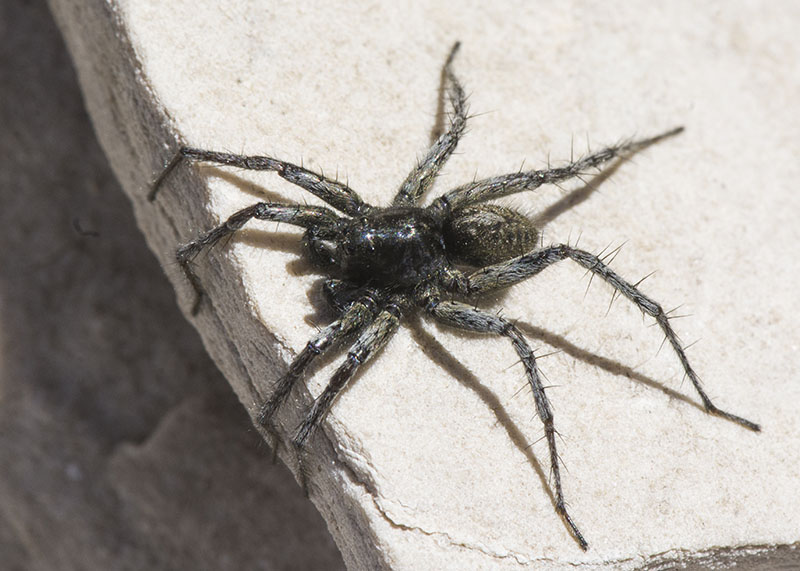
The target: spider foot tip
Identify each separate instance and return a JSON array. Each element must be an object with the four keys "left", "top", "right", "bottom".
[
  {"left": 743, "top": 418, "right": 761, "bottom": 432},
  {"left": 708, "top": 404, "right": 761, "bottom": 432}
]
